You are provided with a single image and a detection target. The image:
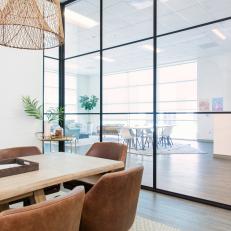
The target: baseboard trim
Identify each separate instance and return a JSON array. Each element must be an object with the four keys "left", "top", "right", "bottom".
[
  {"left": 213, "top": 154, "right": 231, "bottom": 160},
  {"left": 172, "top": 138, "right": 213, "bottom": 143},
  {"left": 197, "top": 139, "right": 213, "bottom": 143}
]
